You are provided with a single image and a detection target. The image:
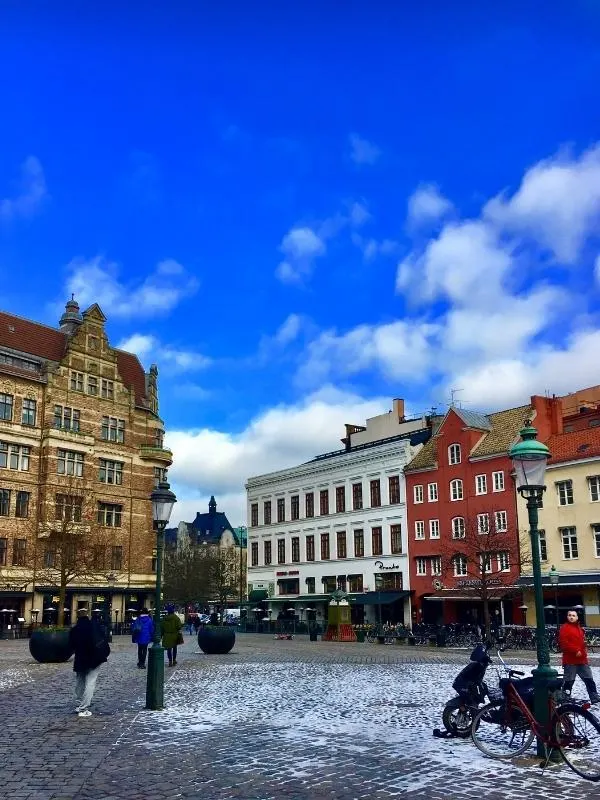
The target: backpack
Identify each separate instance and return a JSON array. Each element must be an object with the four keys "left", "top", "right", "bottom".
[{"left": 131, "top": 618, "right": 142, "bottom": 643}]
